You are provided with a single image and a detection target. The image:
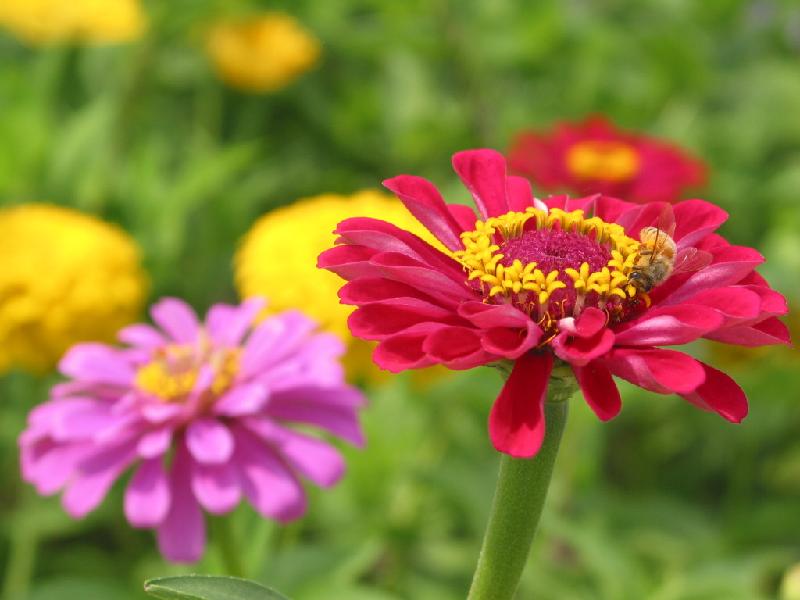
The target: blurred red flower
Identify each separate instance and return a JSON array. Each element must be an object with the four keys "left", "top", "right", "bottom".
[{"left": 507, "top": 116, "right": 707, "bottom": 204}]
